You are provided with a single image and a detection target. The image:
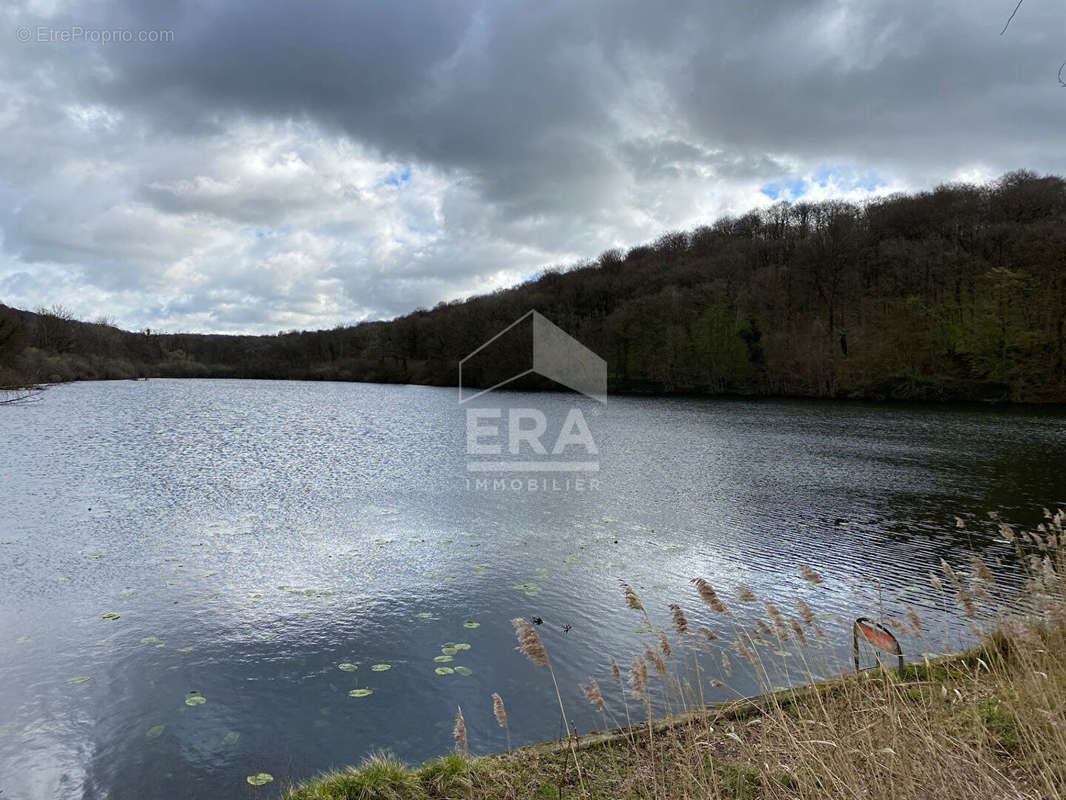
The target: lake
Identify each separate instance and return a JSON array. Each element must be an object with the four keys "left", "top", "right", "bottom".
[{"left": 1, "top": 379, "right": 1063, "bottom": 799}]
